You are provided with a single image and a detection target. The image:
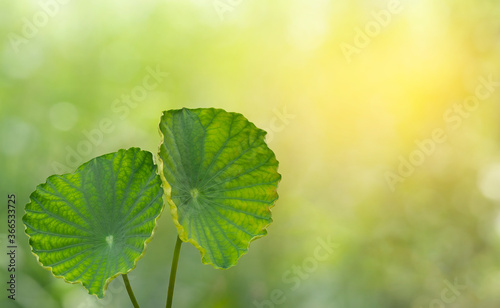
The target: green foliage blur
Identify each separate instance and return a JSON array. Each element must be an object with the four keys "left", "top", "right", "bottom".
[{"left": 1, "top": 0, "right": 500, "bottom": 307}]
